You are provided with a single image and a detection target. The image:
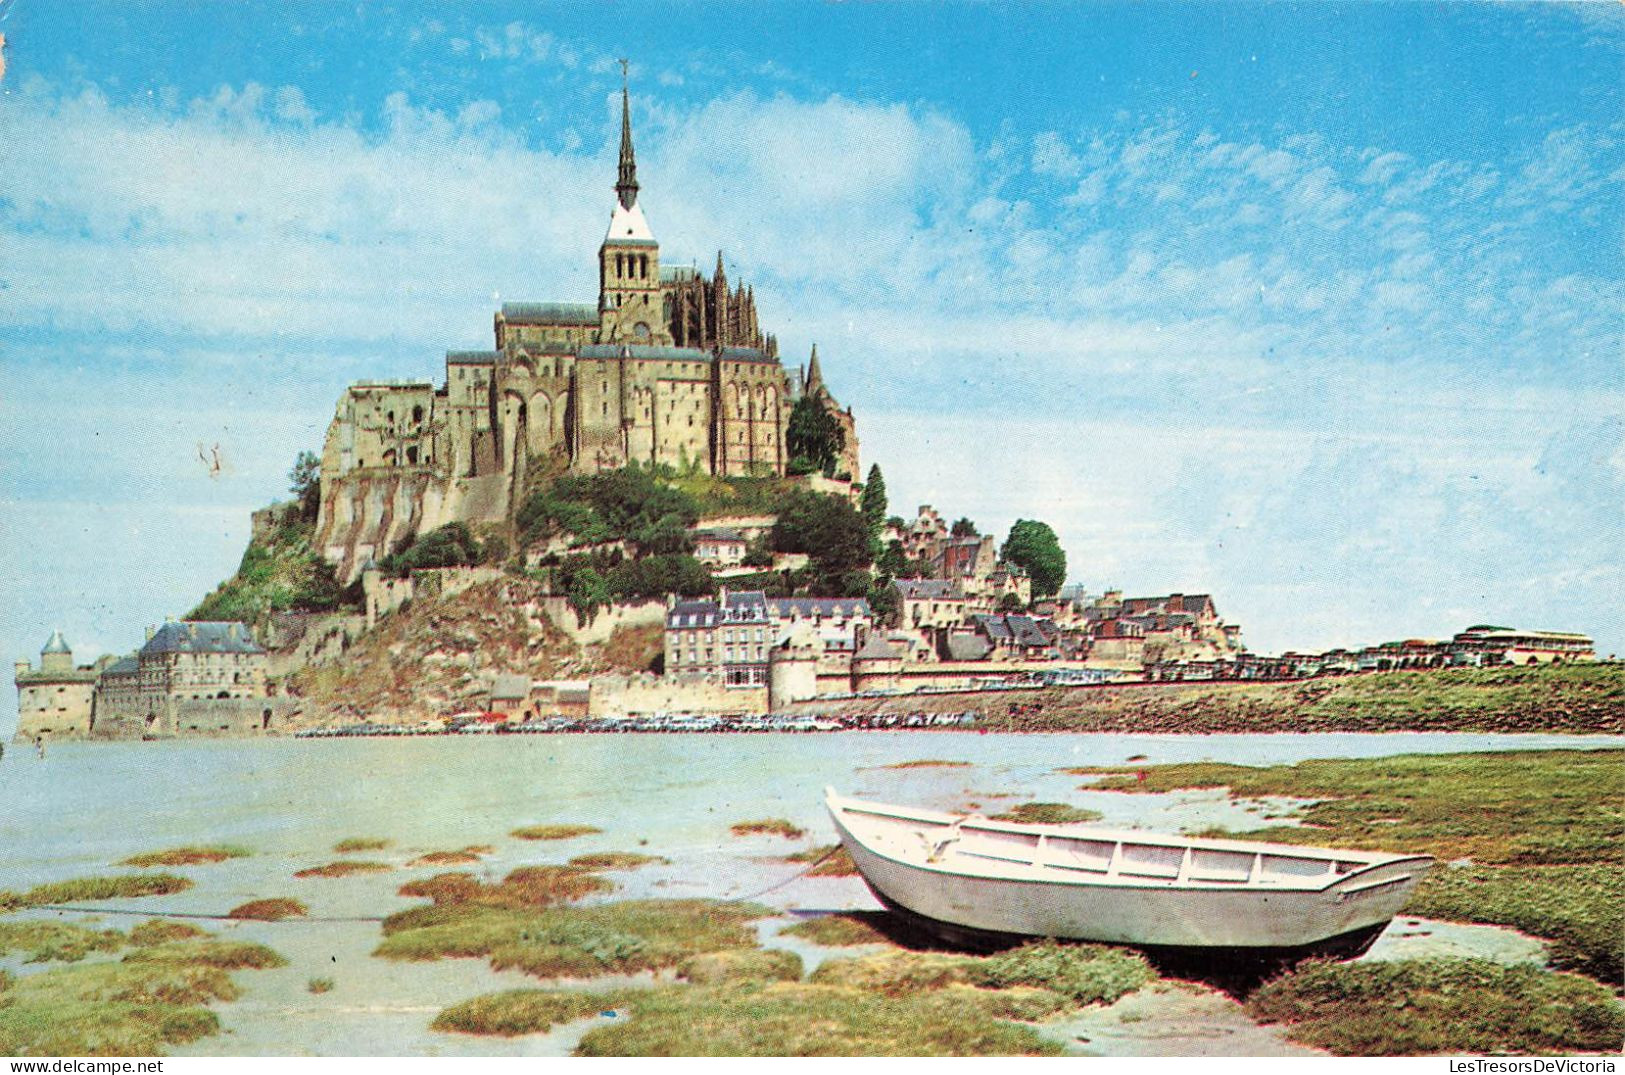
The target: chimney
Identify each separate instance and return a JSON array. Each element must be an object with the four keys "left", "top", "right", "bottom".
[
  {"left": 145, "top": 625, "right": 156, "bottom": 641},
  {"left": 14, "top": 659, "right": 29, "bottom": 680}
]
